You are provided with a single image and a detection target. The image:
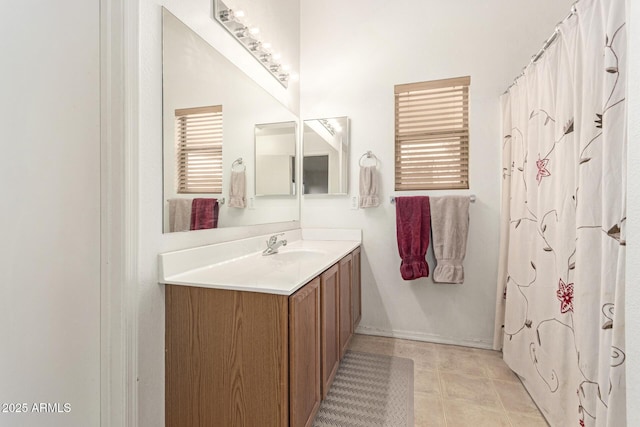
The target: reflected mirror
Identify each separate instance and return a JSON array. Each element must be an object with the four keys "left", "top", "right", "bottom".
[
  {"left": 162, "top": 9, "right": 300, "bottom": 233},
  {"left": 302, "top": 117, "right": 349, "bottom": 195},
  {"left": 255, "top": 122, "right": 297, "bottom": 196}
]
